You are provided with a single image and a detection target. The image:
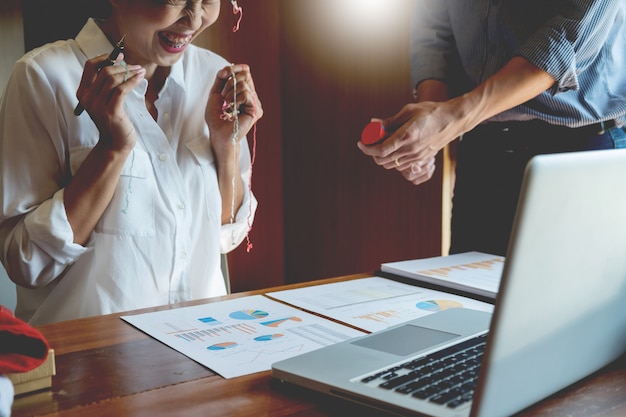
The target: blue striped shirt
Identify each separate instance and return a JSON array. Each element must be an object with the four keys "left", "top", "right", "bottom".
[{"left": 410, "top": 0, "right": 626, "bottom": 127}]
